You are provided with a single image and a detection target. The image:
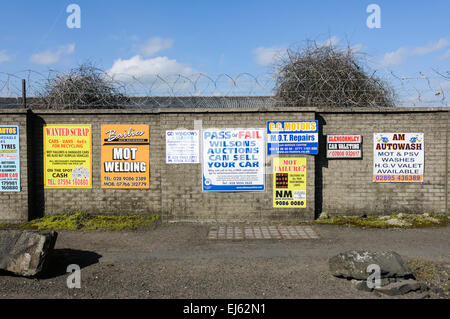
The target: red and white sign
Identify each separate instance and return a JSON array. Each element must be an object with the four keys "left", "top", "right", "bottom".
[{"left": 327, "top": 135, "right": 362, "bottom": 158}]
